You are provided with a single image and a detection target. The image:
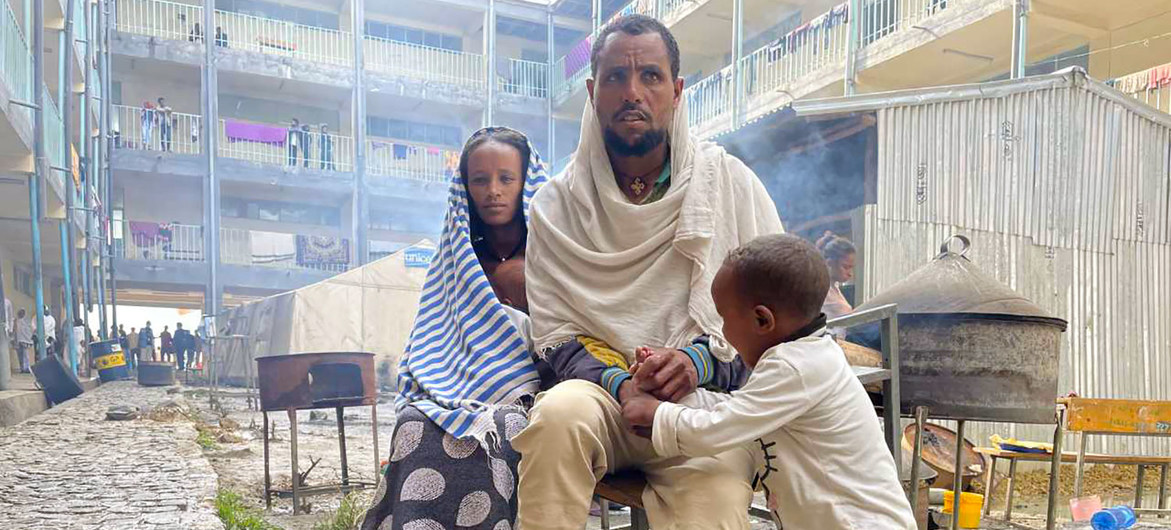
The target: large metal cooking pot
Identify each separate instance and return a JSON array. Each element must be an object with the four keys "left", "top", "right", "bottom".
[{"left": 853, "top": 236, "right": 1067, "bottom": 424}]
